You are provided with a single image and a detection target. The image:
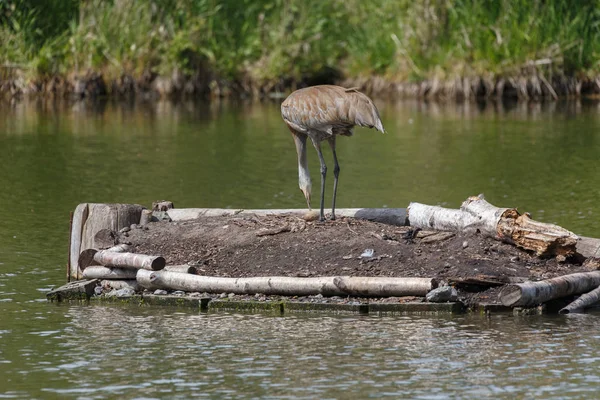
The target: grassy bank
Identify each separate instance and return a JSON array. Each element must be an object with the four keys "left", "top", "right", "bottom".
[{"left": 1, "top": 0, "right": 600, "bottom": 99}]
